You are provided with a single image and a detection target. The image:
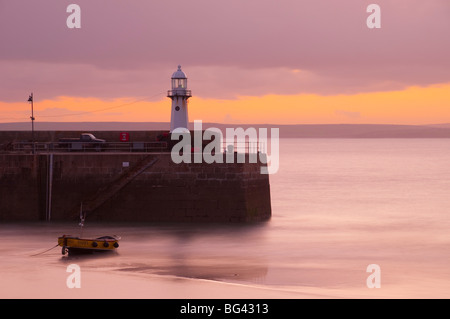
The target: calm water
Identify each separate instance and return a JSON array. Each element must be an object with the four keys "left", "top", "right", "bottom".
[{"left": 1, "top": 138, "right": 450, "bottom": 298}]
